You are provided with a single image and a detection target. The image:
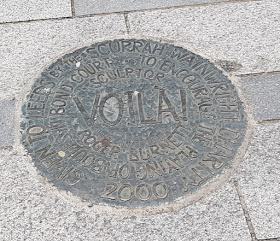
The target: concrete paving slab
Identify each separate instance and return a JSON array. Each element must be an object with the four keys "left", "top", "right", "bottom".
[
  {"left": 0, "top": 0, "right": 72, "bottom": 23},
  {"left": 236, "top": 123, "right": 280, "bottom": 239},
  {"left": 0, "top": 100, "right": 15, "bottom": 147},
  {"left": 0, "top": 149, "right": 250, "bottom": 240},
  {"left": 128, "top": 0, "right": 280, "bottom": 75},
  {"left": 74, "top": 0, "right": 240, "bottom": 16},
  {"left": 239, "top": 74, "right": 280, "bottom": 122},
  {"left": 0, "top": 15, "right": 126, "bottom": 100}
]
